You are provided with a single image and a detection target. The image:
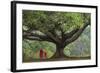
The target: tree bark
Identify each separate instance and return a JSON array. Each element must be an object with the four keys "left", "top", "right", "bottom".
[{"left": 51, "top": 44, "right": 66, "bottom": 58}]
